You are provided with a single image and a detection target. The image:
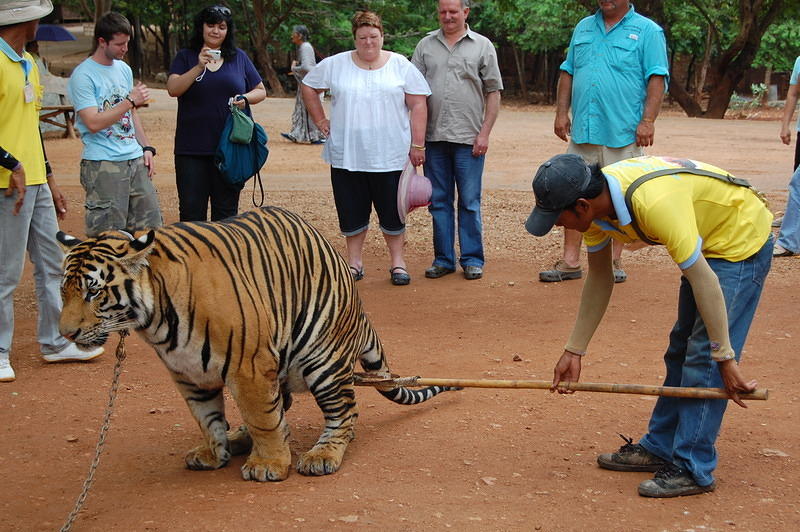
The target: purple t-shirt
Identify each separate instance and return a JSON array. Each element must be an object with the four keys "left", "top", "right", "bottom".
[{"left": 169, "top": 48, "right": 262, "bottom": 155}]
